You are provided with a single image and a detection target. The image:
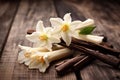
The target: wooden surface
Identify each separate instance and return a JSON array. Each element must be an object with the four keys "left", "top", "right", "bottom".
[{"left": 0, "top": 0, "right": 120, "bottom": 80}]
